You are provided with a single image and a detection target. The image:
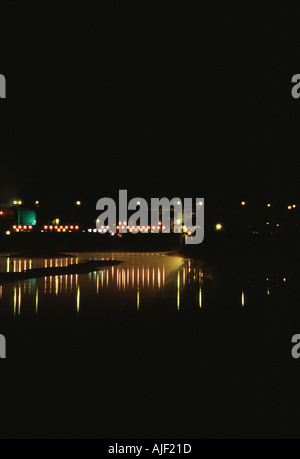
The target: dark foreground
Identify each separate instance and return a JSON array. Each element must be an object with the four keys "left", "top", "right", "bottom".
[{"left": 1, "top": 296, "right": 300, "bottom": 439}]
